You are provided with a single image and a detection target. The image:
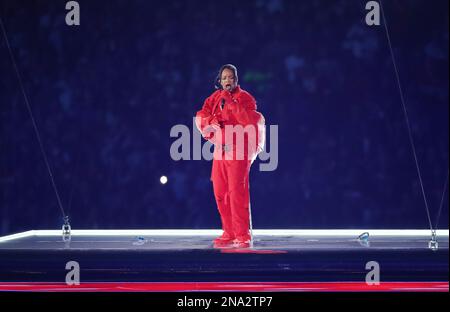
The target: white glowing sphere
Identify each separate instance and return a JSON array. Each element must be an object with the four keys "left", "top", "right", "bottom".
[{"left": 160, "top": 175, "right": 168, "bottom": 184}]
